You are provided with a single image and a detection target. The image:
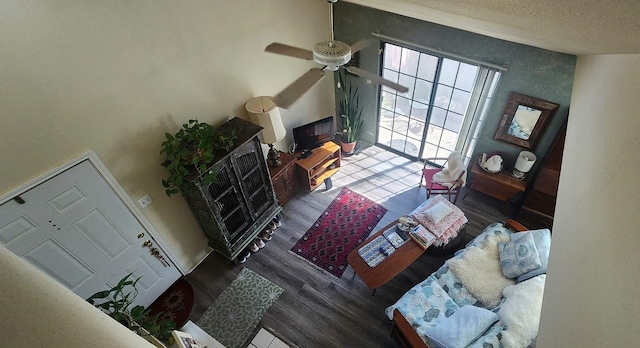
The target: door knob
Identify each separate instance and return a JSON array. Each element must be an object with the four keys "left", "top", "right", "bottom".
[
  {"left": 137, "top": 232, "right": 145, "bottom": 239},
  {"left": 142, "top": 240, "right": 152, "bottom": 247}
]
